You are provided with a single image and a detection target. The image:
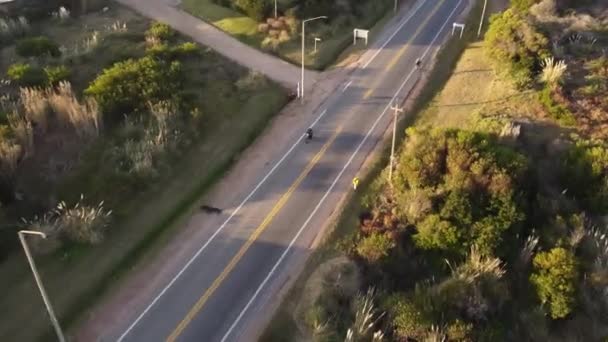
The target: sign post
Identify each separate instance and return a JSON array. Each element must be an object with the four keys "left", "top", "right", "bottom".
[
  {"left": 452, "top": 23, "right": 465, "bottom": 39},
  {"left": 353, "top": 29, "right": 369, "bottom": 45}
]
